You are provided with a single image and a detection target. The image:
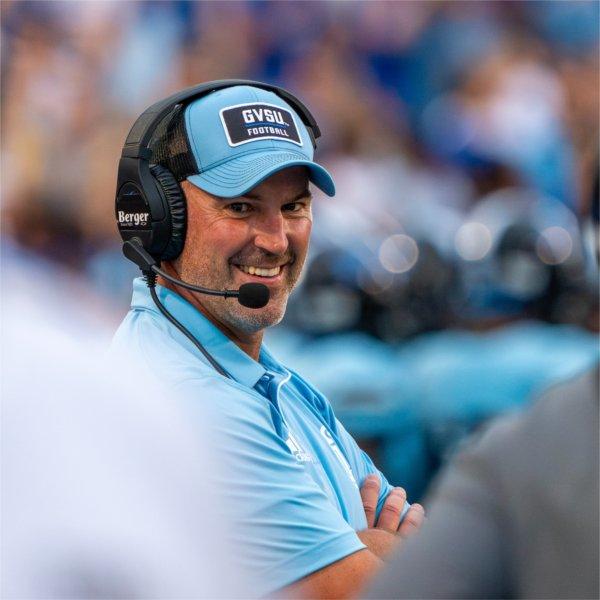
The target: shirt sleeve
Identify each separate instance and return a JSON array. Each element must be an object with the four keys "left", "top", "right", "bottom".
[{"left": 175, "top": 377, "right": 367, "bottom": 596}]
